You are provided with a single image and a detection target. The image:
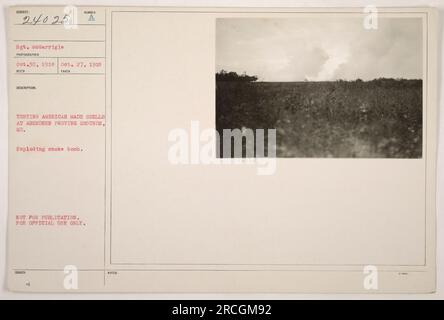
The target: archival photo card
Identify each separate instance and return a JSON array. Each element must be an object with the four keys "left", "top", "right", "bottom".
[{"left": 6, "top": 6, "right": 437, "bottom": 293}]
